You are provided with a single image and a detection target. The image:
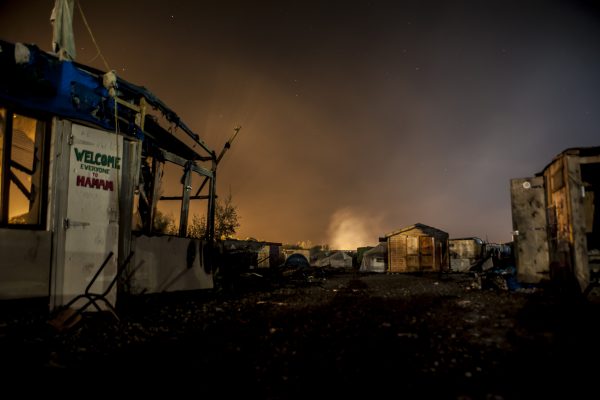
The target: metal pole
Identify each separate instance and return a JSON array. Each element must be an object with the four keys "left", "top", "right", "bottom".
[
  {"left": 179, "top": 162, "right": 192, "bottom": 237},
  {"left": 206, "top": 156, "right": 217, "bottom": 242}
]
